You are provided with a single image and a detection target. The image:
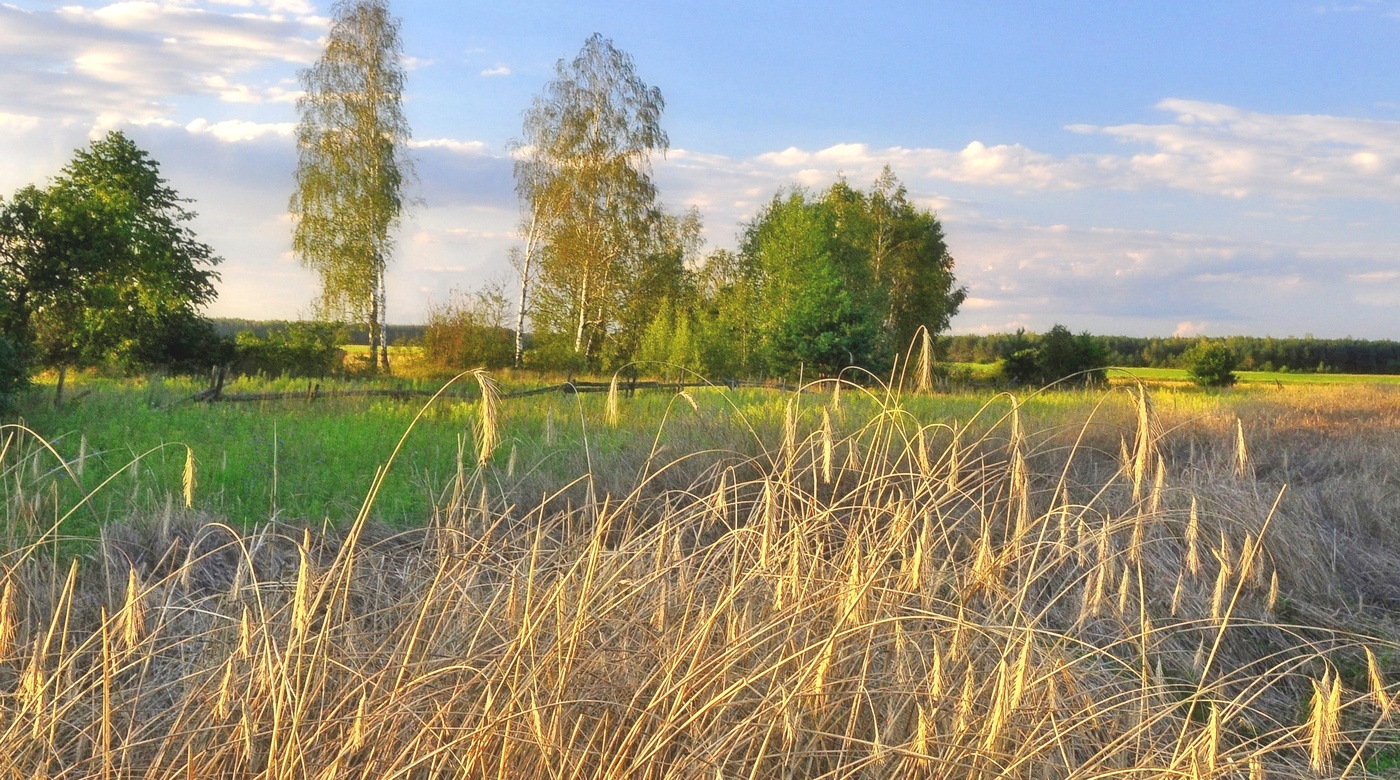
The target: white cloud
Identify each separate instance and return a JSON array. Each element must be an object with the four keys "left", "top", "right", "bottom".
[
  {"left": 1079, "top": 99, "right": 1400, "bottom": 199},
  {"left": 0, "top": 2, "right": 322, "bottom": 122},
  {"left": 732, "top": 100, "right": 1400, "bottom": 201},
  {"left": 410, "top": 138, "right": 490, "bottom": 156},
  {"left": 1173, "top": 321, "right": 1210, "bottom": 338},
  {"left": 185, "top": 117, "right": 293, "bottom": 142},
  {"left": 480, "top": 65, "right": 510, "bottom": 77},
  {"left": 0, "top": 112, "right": 42, "bottom": 132}
]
